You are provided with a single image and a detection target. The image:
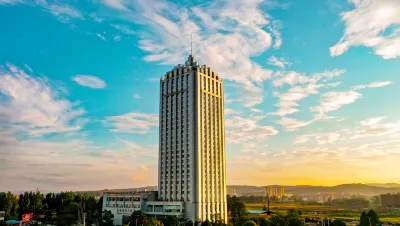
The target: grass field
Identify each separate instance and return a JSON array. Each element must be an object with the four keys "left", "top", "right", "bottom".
[{"left": 245, "top": 203, "right": 400, "bottom": 224}]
